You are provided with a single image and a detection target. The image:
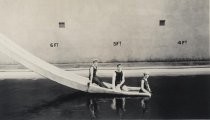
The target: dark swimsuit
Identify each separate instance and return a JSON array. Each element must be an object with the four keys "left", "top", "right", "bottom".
[
  {"left": 89, "top": 65, "right": 97, "bottom": 79},
  {"left": 89, "top": 65, "right": 108, "bottom": 88},
  {"left": 115, "top": 71, "right": 124, "bottom": 89}
]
